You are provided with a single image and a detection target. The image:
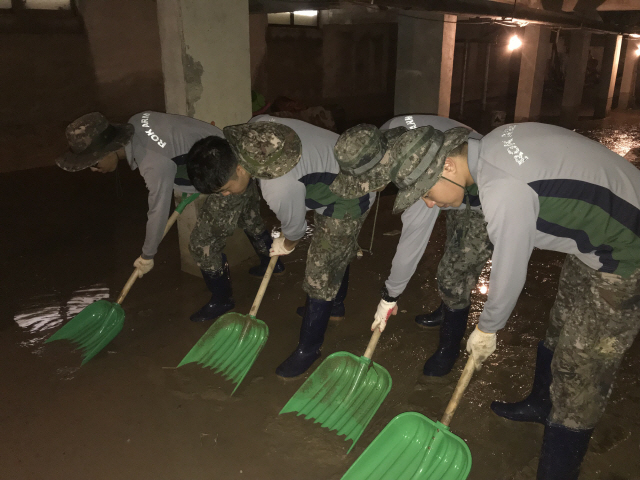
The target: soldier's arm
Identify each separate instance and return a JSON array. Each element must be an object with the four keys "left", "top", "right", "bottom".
[
  {"left": 384, "top": 200, "right": 441, "bottom": 298},
  {"left": 260, "top": 177, "right": 308, "bottom": 242},
  {"left": 477, "top": 178, "right": 539, "bottom": 333},
  {"left": 140, "top": 155, "right": 177, "bottom": 259}
]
